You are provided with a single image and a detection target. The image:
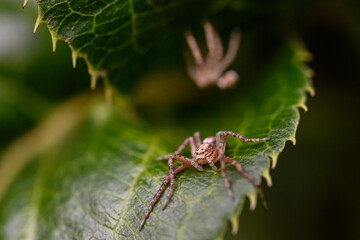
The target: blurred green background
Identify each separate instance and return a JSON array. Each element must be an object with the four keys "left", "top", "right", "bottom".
[{"left": 0, "top": 0, "right": 359, "bottom": 239}]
